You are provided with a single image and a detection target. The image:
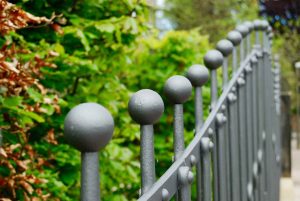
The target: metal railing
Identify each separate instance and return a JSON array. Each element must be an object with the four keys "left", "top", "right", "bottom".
[{"left": 63, "top": 19, "right": 281, "bottom": 201}]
